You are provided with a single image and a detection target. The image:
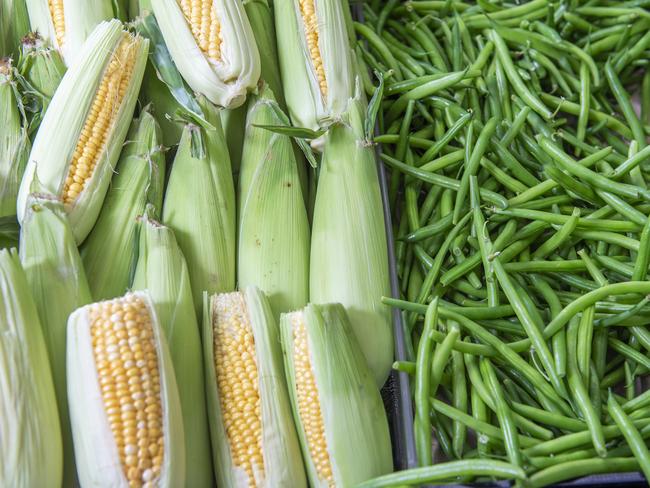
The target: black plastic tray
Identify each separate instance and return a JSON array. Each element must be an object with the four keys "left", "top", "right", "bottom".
[{"left": 357, "top": 3, "right": 648, "bottom": 486}]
